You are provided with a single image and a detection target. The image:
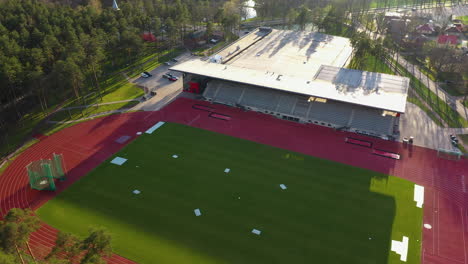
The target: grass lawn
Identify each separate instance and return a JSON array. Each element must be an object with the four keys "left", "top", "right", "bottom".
[
  {"left": 349, "top": 53, "right": 394, "bottom": 74},
  {"left": 457, "top": 16, "right": 468, "bottom": 24},
  {"left": 0, "top": 139, "right": 39, "bottom": 176},
  {"left": 51, "top": 101, "right": 139, "bottom": 123},
  {"left": 124, "top": 48, "right": 184, "bottom": 78},
  {"left": 48, "top": 73, "right": 143, "bottom": 124},
  {"left": 458, "top": 134, "right": 468, "bottom": 154},
  {"left": 38, "top": 123, "right": 422, "bottom": 264}
]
